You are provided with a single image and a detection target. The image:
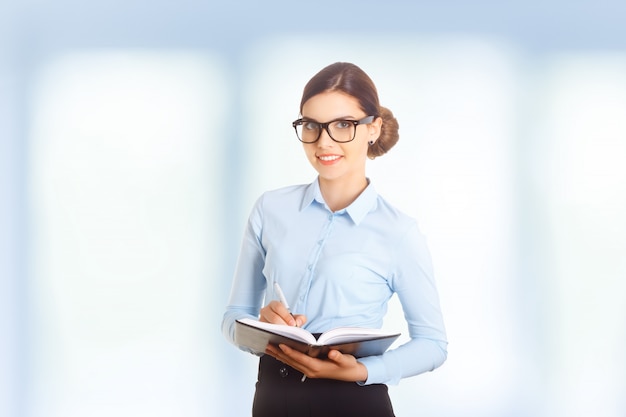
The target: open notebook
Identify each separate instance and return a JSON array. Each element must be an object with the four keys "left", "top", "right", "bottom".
[{"left": 235, "top": 318, "right": 400, "bottom": 358}]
